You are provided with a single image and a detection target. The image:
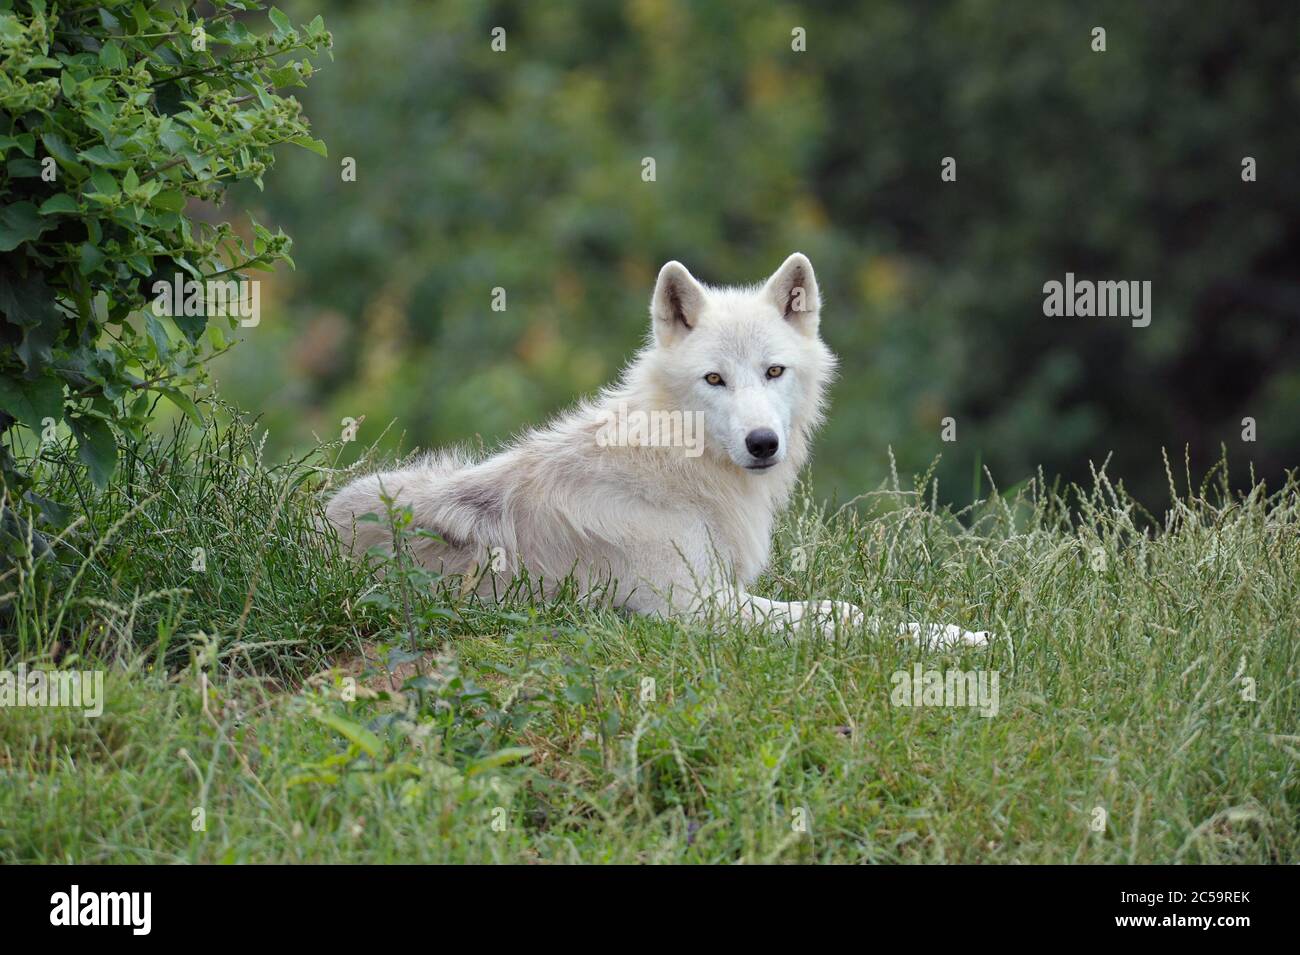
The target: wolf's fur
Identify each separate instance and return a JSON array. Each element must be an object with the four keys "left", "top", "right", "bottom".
[{"left": 327, "top": 253, "right": 988, "bottom": 646}]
